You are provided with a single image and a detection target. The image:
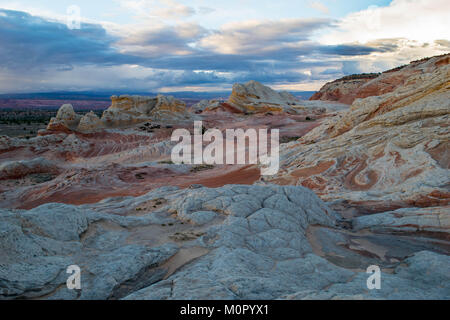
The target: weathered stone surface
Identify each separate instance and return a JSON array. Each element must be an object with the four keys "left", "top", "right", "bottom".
[
  {"left": 353, "top": 206, "right": 450, "bottom": 234},
  {"left": 310, "top": 54, "right": 449, "bottom": 105},
  {"left": 193, "top": 81, "right": 327, "bottom": 115},
  {"left": 101, "top": 94, "right": 190, "bottom": 128},
  {"left": 191, "top": 99, "right": 221, "bottom": 113},
  {"left": 1, "top": 183, "right": 449, "bottom": 300},
  {"left": 121, "top": 185, "right": 449, "bottom": 300},
  {"left": 310, "top": 75, "right": 378, "bottom": 104},
  {"left": 229, "top": 80, "right": 300, "bottom": 112},
  {"left": 77, "top": 111, "right": 103, "bottom": 132},
  {"left": 270, "top": 54, "right": 450, "bottom": 213},
  {"left": 285, "top": 251, "right": 450, "bottom": 300},
  {"left": 0, "top": 202, "right": 178, "bottom": 299},
  {"left": 0, "top": 158, "right": 58, "bottom": 180},
  {"left": 46, "top": 94, "right": 191, "bottom": 133},
  {"left": 46, "top": 104, "right": 81, "bottom": 132}
]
